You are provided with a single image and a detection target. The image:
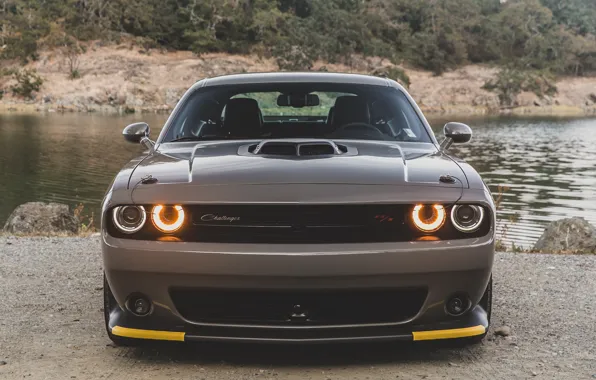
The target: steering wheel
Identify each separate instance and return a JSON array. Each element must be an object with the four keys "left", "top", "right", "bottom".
[{"left": 329, "top": 122, "right": 386, "bottom": 140}]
